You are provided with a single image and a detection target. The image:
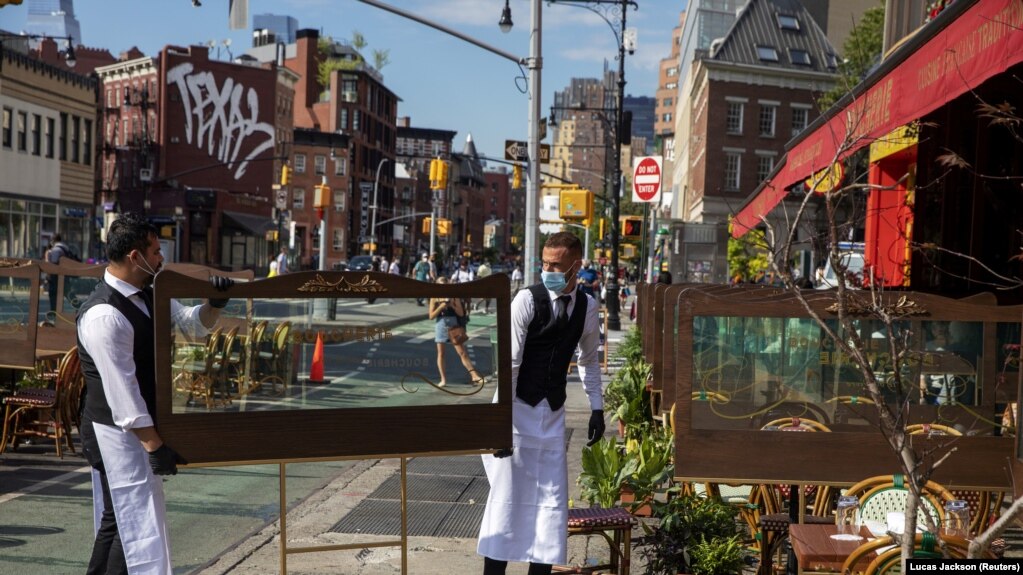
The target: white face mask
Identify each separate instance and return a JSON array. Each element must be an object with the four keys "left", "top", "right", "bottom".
[{"left": 133, "top": 252, "right": 160, "bottom": 278}]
